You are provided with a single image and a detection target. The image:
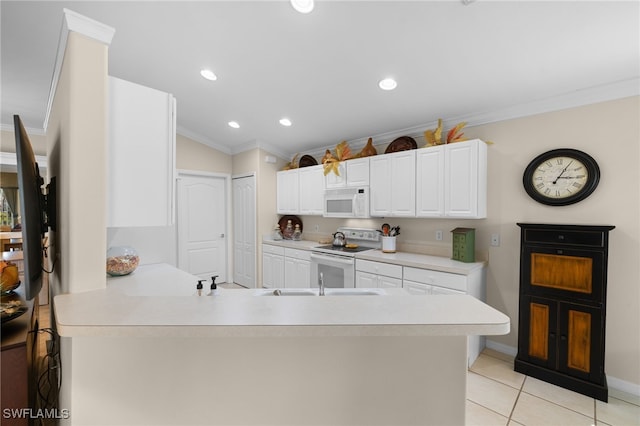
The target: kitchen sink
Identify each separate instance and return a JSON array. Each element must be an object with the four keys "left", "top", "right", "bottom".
[{"left": 254, "top": 288, "right": 386, "bottom": 296}]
